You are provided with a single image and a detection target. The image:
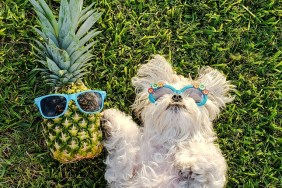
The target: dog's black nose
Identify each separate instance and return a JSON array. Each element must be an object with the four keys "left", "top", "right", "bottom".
[{"left": 172, "top": 94, "right": 183, "bottom": 102}]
